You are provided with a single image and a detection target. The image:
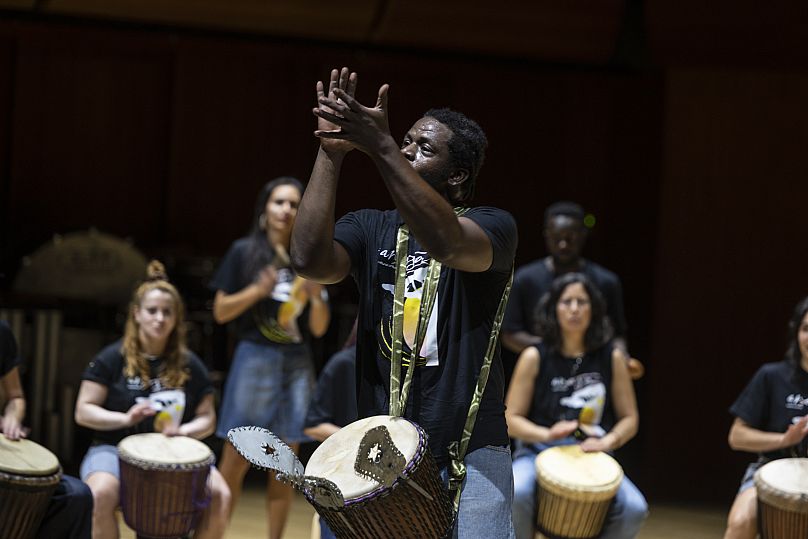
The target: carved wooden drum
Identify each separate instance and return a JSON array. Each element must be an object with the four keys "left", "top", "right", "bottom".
[
  {"left": 754, "top": 457, "right": 808, "bottom": 539},
  {"left": 305, "top": 415, "right": 453, "bottom": 539},
  {"left": 118, "top": 433, "right": 214, "bottom": 539},
  {"left": 534, "top": 445, "right": 623, "bottom": 539},
  {"left": 0, "top": 434, "right": 62, "bottom": 539}
]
